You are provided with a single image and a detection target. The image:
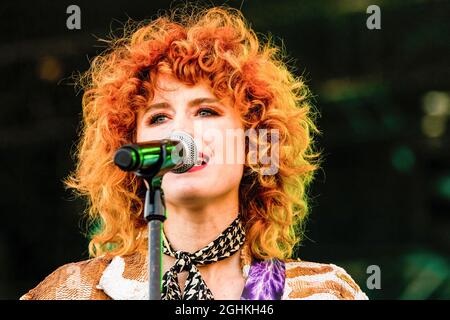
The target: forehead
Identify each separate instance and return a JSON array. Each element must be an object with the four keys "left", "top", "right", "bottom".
[
  {"left": 151, "top": 74, "right": 215, "bottom": 101},
  {"left": 138, "top": 73, "right": 235, "bottom": 118}
]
